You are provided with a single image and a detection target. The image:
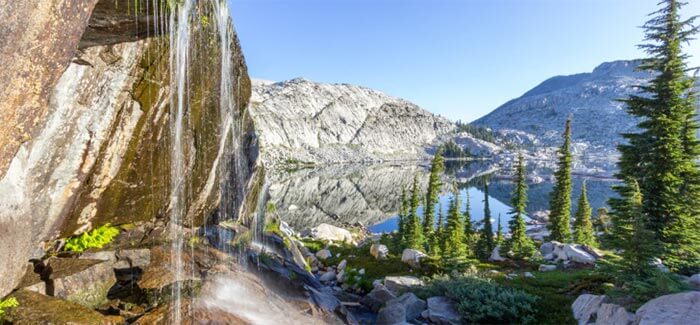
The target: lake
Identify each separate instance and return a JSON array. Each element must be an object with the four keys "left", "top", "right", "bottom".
[{"left": 265, "top": 160, "right": 619, "bottom": 235}]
